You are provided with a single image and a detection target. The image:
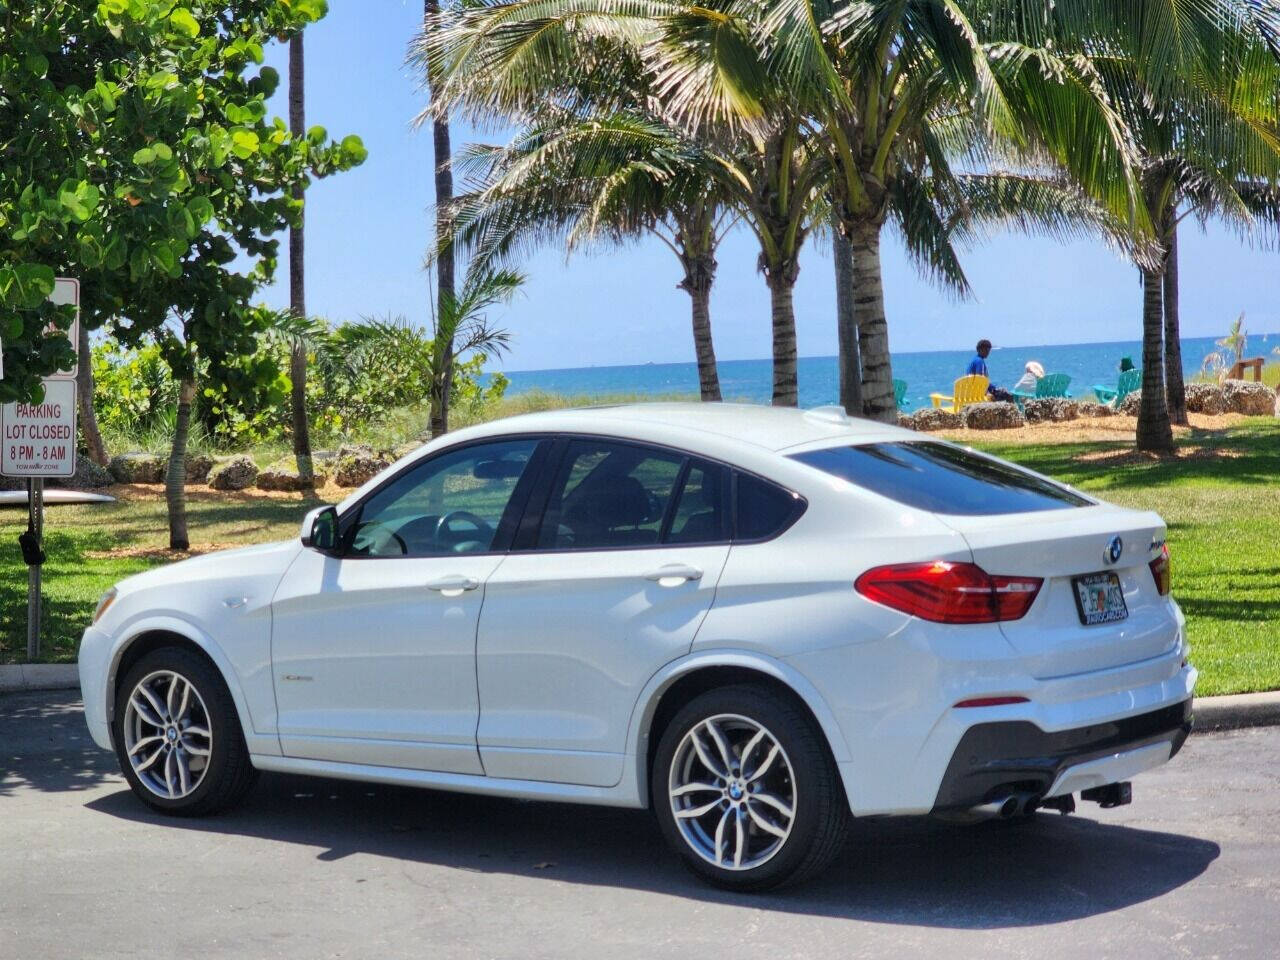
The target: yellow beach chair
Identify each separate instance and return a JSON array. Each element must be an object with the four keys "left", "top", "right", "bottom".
[{"left": 930, "top": 374, "right": 989, "bottom": 413}]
